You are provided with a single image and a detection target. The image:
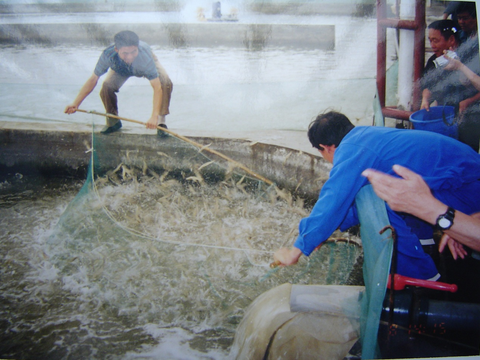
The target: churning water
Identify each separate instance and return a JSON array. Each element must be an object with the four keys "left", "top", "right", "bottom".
[
  {"left": 0, "top": 5, "right": 377, "bottom": 359},
  {"left": 0, "top": 164, "right": 362, "bottom": 358}
]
